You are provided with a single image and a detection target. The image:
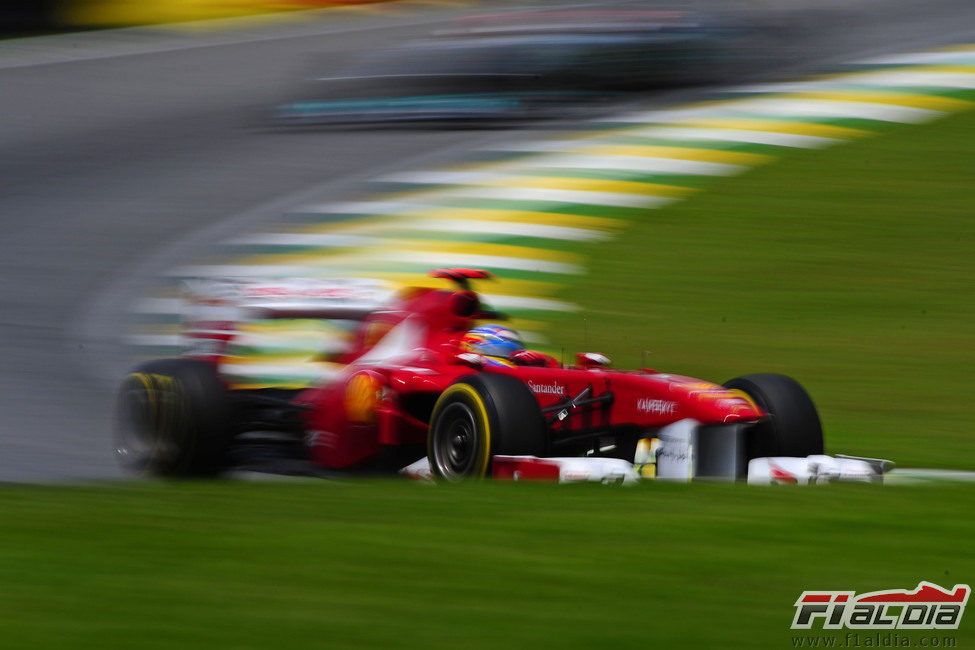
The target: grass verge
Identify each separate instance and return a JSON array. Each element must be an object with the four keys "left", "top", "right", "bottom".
[{"left": 1, "top": 480, "right": 973, "bottom": 649}]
